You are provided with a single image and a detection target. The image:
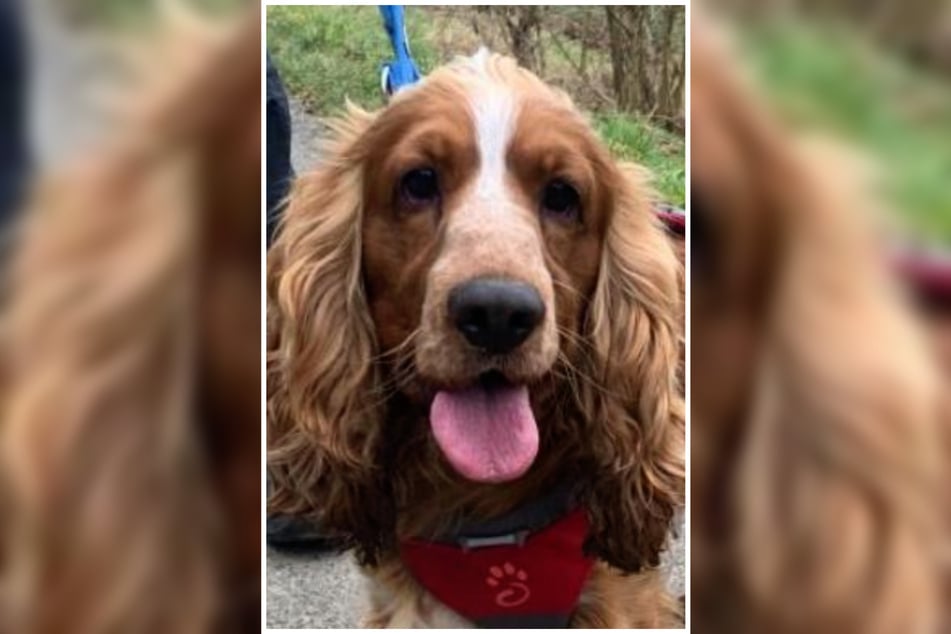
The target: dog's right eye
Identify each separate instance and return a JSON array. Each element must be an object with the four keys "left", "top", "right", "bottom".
[
  {"left": 400, "top": 168, "right": 440, "bottom": 207},
  {"left": 540, "top": 179, "right": 581, "bottom": 223}
]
